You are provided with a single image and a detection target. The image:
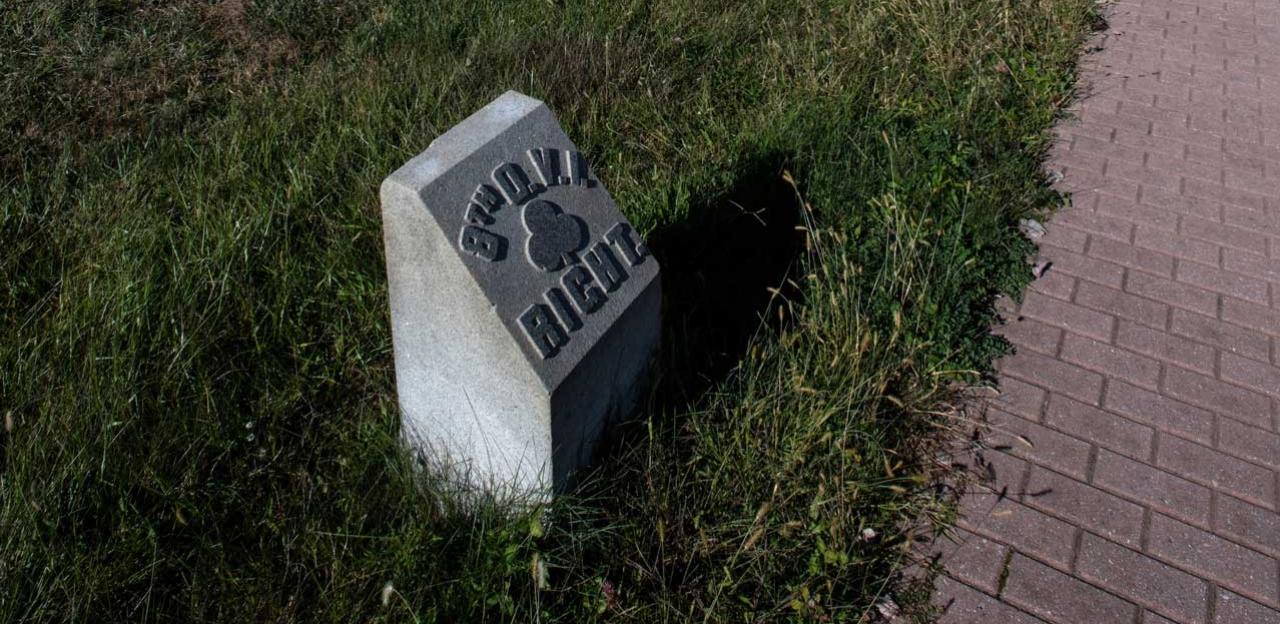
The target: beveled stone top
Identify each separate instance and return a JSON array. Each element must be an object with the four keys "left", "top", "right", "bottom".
[{"left": 383, "top": 91, "right": 660, "bottom": 391}]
